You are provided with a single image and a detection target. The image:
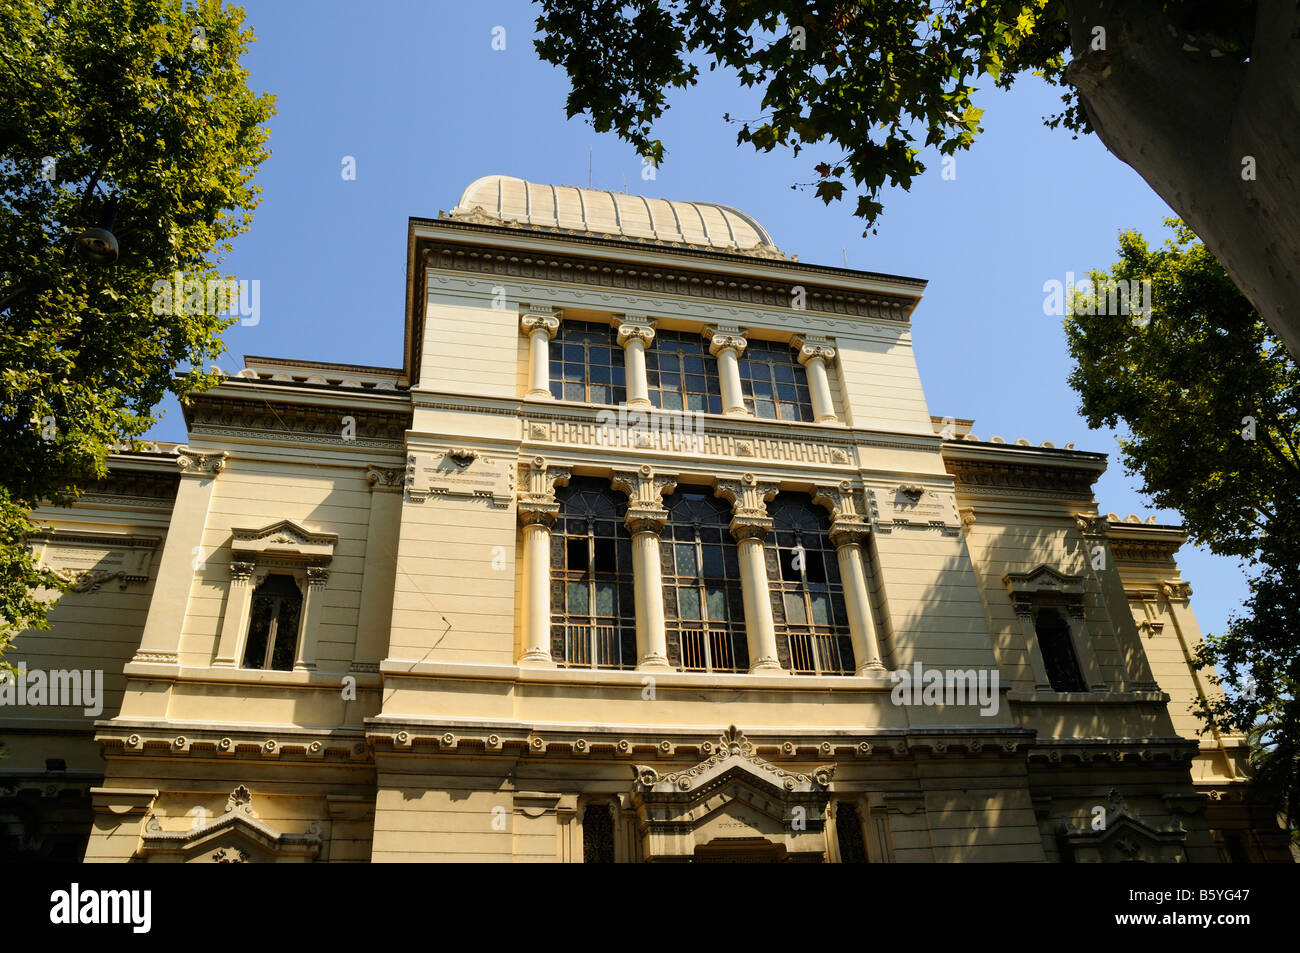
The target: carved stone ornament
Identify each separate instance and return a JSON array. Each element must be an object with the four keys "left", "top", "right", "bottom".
[
  {"left": 611, "top": 465, "right": 676, "bottom": 536},
  {"left": 1074, "top": 513, "right": 1110, "bottom": 537},
  {"left": 634, "top": 726, "right": 834, "bottom": 796},
  {"left": 519, "top": 307, "right": 561, "bottom": 339},
  {"left": 613, "top": 314, "right": 656, "bottom": 347},
  {"left": 365, "top": 465, "right": 404, "bottom": 491},
  {"left": 703, "top": 324, "right": 748, "bottom": 358},
  {"left": 447, "top": 448, "right": 480, "bottom": 466},
  {"left": 1160, "top": 580, "right": 1193, "bottom": 601},
  {"left": 50, "top": 567, "right": 128, "bottom": 593},
  {"left": 175, "top": 447, "right": 228, "bottom": 477},
  {"left": 517, "top": 457, "right": 572, "bottom": 527},
  {"left": 791, "top": 335, "right": 836, "bottom": 366}
]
